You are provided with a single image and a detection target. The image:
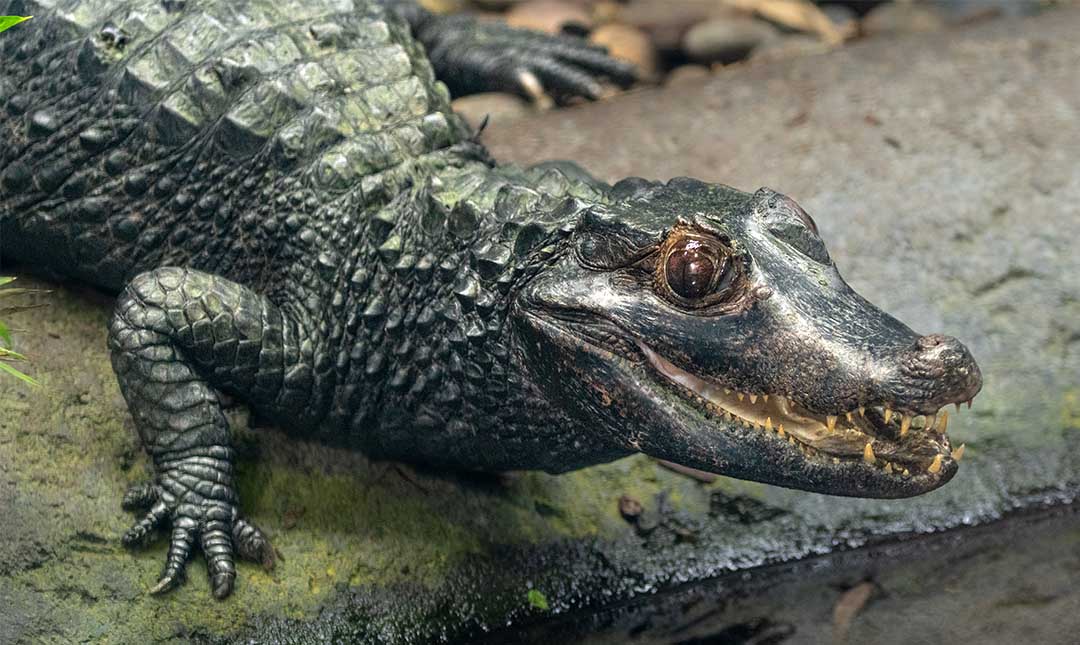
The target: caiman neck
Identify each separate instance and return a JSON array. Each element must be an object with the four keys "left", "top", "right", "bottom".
[{"left": 358, "top": 155, "right": 627, "bottom": 472}]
